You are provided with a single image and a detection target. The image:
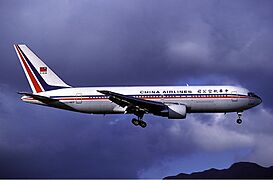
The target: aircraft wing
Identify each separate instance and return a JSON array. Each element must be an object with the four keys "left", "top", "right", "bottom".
[
  {"left": 18, "top": 92, "right": 59, "bottom": 103},
  {"left": 97, "top": 90, "right": 166, "bottom": 114}
]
